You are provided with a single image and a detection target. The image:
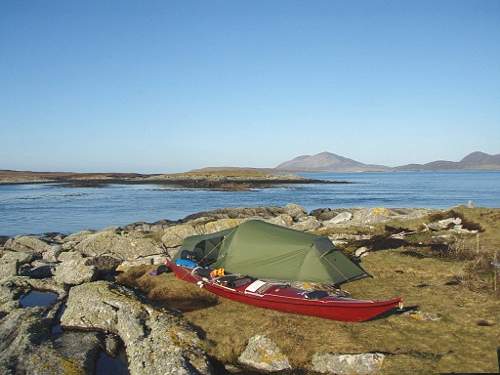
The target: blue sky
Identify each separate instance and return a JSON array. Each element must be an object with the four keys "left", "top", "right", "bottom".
[{"left": 1, "top": 1, "right": 499, "bottom": 172}]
